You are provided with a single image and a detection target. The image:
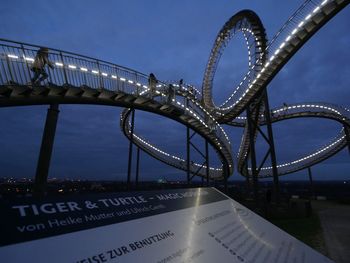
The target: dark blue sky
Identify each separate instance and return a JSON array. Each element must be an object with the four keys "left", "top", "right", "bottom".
[{"left": 0, "top": 0, "right": 349, "bottom": 181}]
